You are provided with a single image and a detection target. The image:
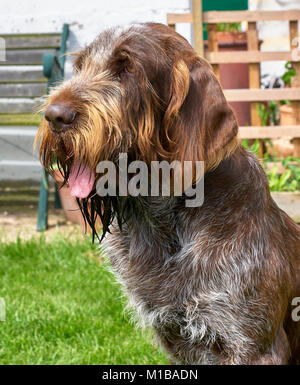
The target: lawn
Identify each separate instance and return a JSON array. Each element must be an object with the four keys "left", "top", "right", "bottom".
[{"left": 0, "top": 235, "right": 168, "bottom": 365}]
